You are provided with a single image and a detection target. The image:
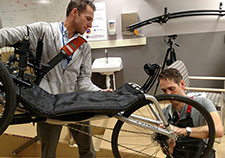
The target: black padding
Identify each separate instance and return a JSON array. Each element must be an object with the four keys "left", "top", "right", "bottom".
[{"left": 16, "top": 83, "right": 145, "bottom": 118}]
